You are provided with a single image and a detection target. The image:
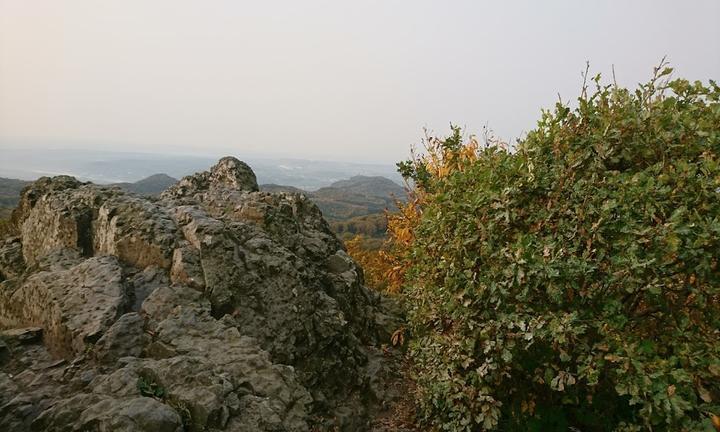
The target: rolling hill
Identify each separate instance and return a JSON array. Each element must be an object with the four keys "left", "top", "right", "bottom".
[
  {"left": 0, "top": 177, "right": 30, "bottom": 208},
  {"left": 311, "top": 176, "right": 405, "bottom": 222},
  {"left": 111, "top": 173, "right": 177, "bottom": 196},
  {"left": 262, "top": 176, "right": 406, "bottom": 238}
]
